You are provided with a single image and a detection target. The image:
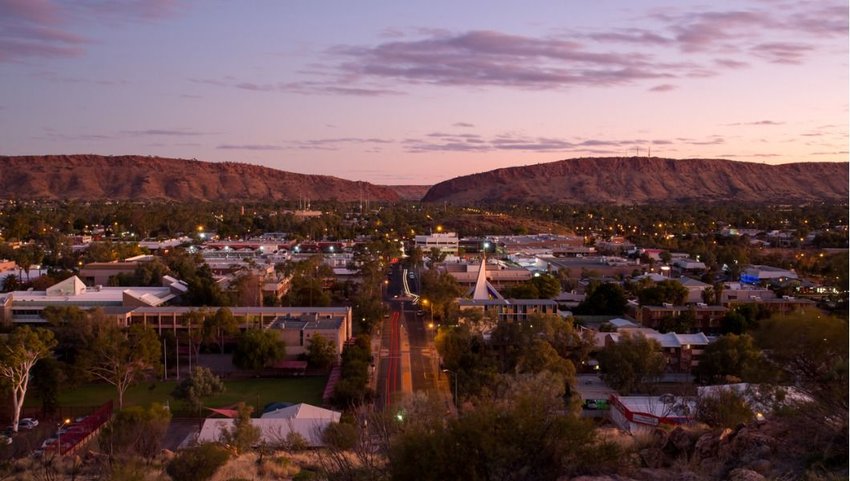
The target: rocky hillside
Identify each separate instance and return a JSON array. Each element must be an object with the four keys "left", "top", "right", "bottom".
[
  {"left": 0, "top": 155, "right": 401, "bottom": 202},
  {"left": 423, "top": 157, "right": 849, "bottom": 204},
  {"left": 387, "top": 185, "right": 432, "bottom": 201}
]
